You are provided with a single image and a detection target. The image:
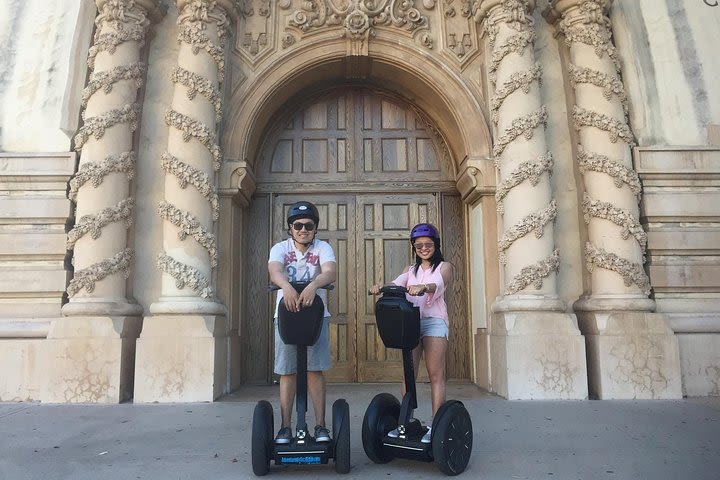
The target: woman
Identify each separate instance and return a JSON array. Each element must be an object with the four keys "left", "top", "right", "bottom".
[{"left": 370, "top": 223, "right": 453, "bottom": 444}]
